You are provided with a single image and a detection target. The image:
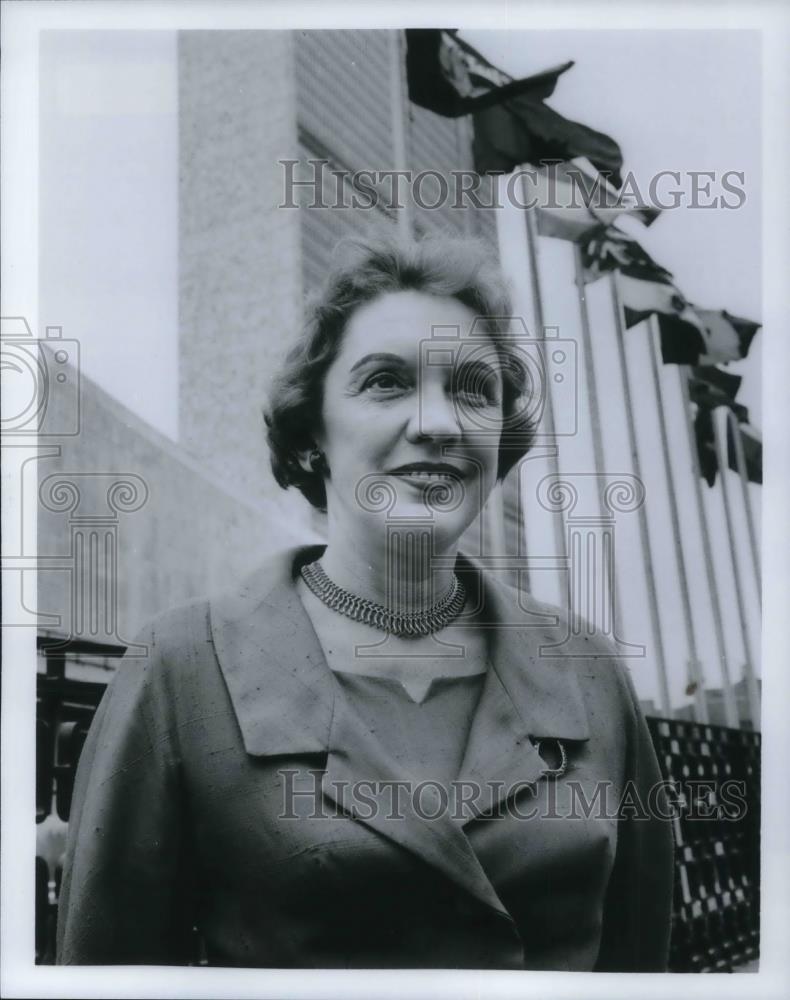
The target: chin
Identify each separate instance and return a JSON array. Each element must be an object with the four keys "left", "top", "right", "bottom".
[
  {"left": 361, "top": 499, "right": 472, "bottom": 539},
  {"left": 338, "top": 474, "right": 488, "bottom": 545},
  {"left": 409, "top": 508, "right": 479, "bottom": 549}
]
